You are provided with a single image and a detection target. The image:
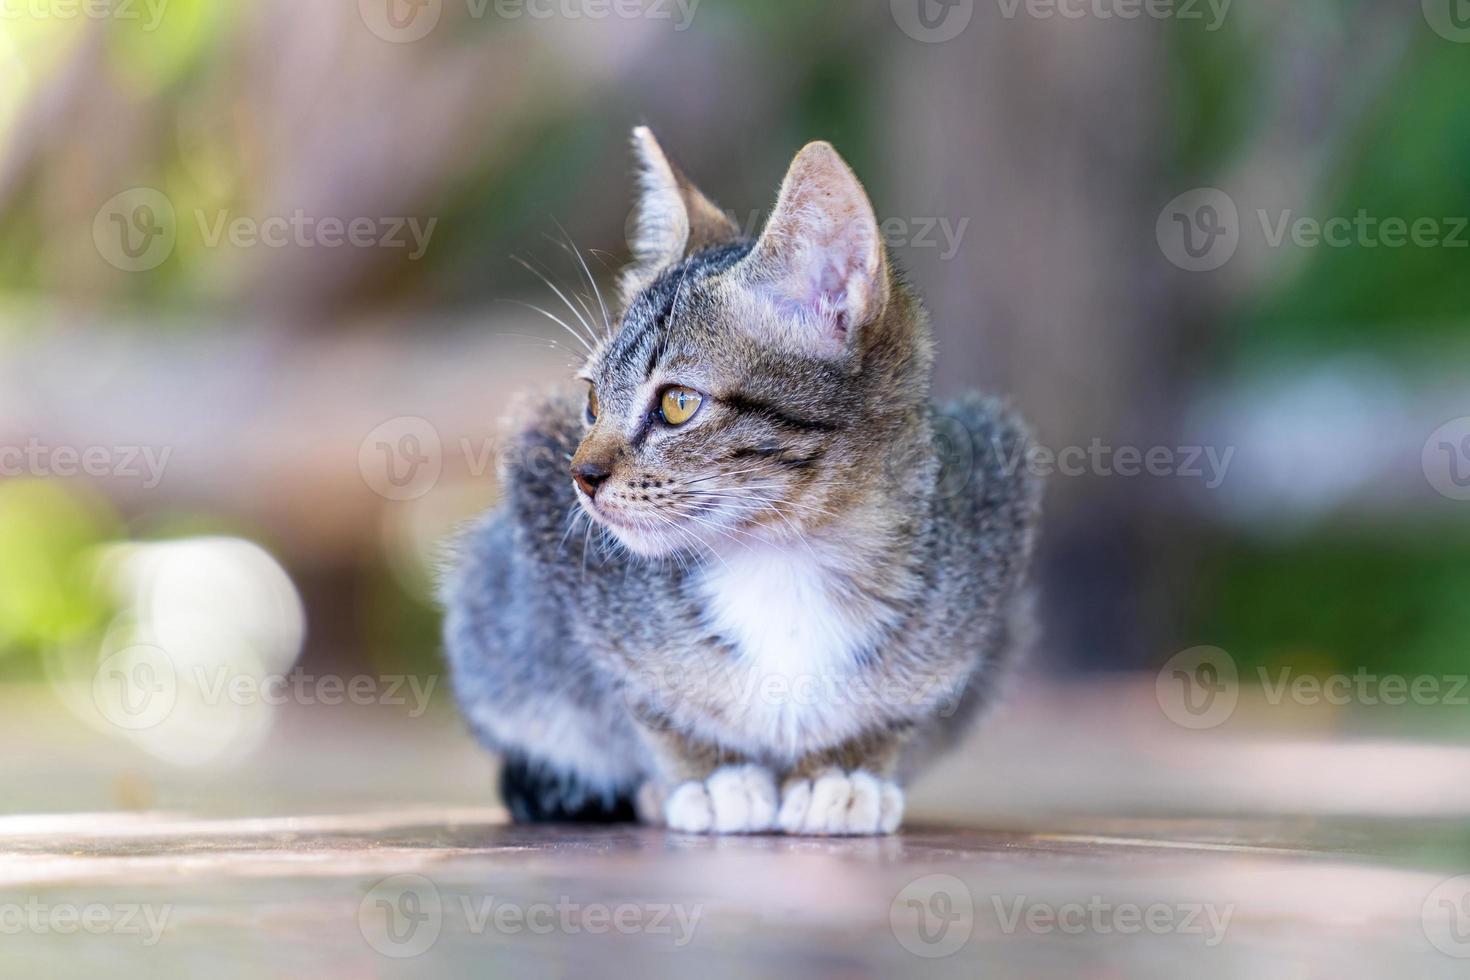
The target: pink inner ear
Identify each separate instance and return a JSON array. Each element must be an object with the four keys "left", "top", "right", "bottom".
[
  {"left": 776, "top": 231, "right": 873, "bottom": 344},
  {"left": 804, "top": 250, "right": 858, "bottom": 341}
]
